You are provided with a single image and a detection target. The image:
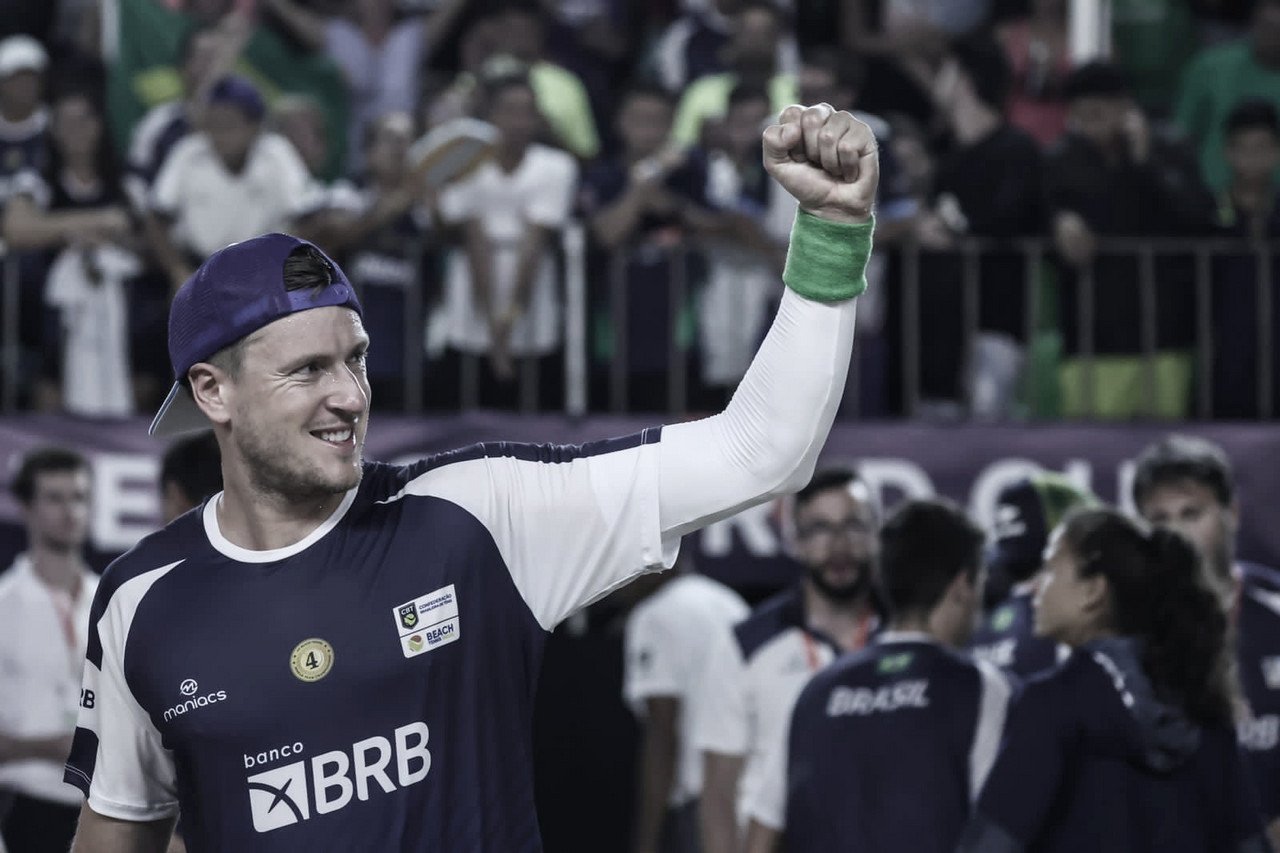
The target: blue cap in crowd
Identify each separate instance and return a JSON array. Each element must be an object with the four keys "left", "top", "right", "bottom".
[{"left": 208, "top": 75, "right": 267, "bottom": 122}]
